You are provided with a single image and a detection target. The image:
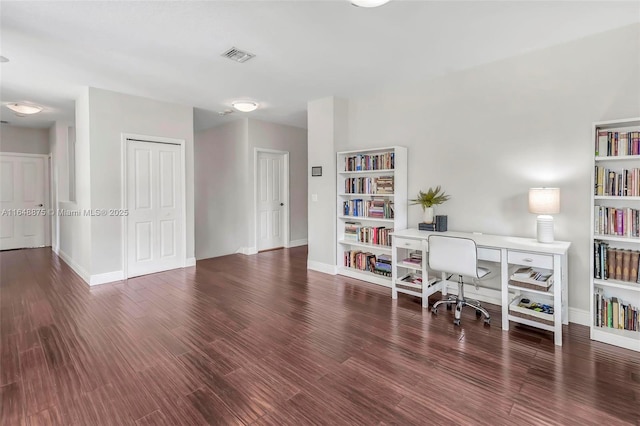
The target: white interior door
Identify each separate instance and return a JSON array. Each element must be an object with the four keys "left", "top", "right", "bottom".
[
  {"left": 127, "top": 140, "right": 183, "bottom": 278},
  {"left": 0, "top": 155, "right": 46, "bottom": 250},
  {"left": 257, "top": 152, "right": 286, "bottom": 251}
]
